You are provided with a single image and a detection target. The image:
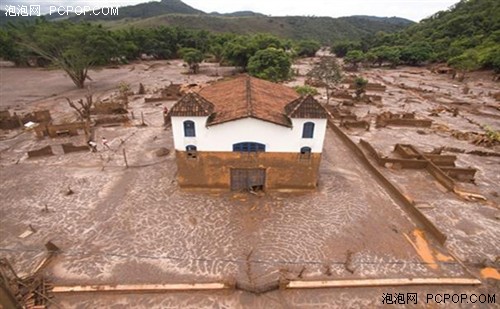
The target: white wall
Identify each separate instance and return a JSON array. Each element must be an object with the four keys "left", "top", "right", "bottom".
[{"left": 171, "top": 116, "right": 327, "bottom": 153}]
